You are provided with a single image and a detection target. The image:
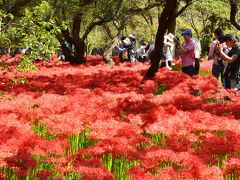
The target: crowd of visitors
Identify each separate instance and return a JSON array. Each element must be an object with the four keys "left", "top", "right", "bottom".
[
  {"left": 15, "top": 28, "right": 239, "bottom": 90},
  {"left": 115, "top": 29, "right": 240, "bottom": 90}
]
